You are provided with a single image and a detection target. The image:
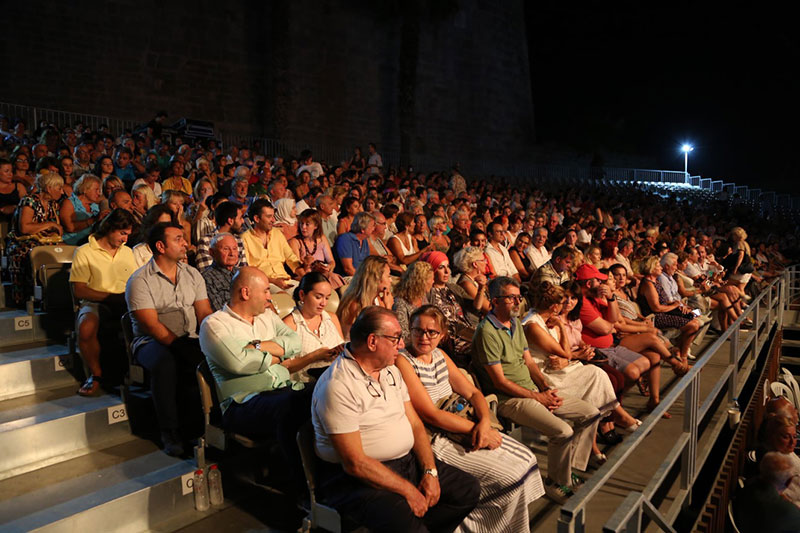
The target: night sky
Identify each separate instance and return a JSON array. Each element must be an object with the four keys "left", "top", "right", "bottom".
[{"left": 526, "top": 2, "right": 799, "bottom": 194}]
